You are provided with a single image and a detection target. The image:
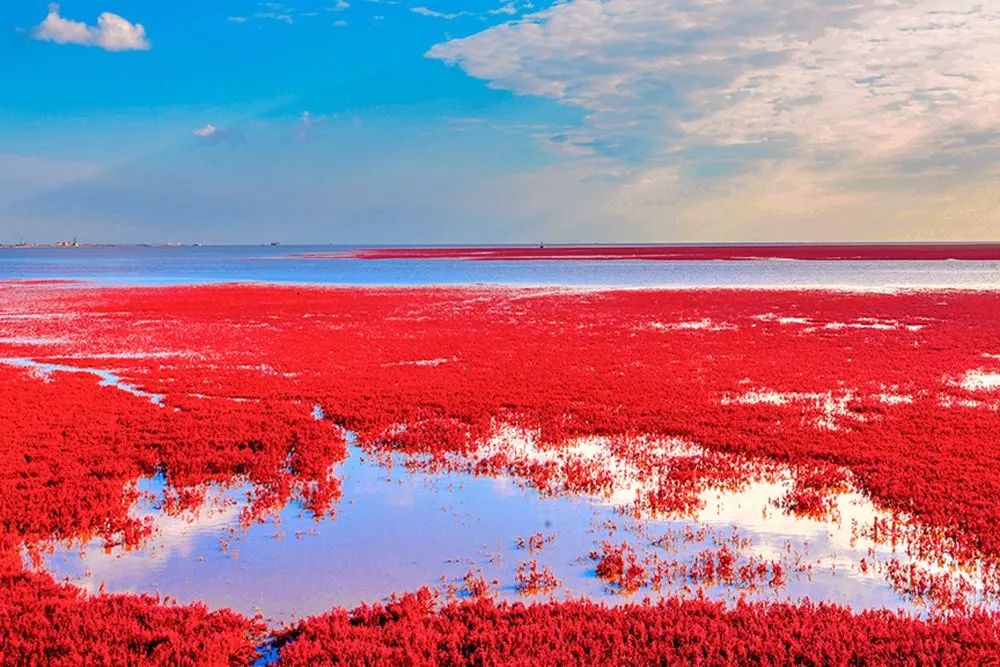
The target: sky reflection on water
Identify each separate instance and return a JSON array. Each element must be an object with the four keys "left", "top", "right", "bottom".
[{"left": 29, "top": 443, "right": 941, "bottom": 623}]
